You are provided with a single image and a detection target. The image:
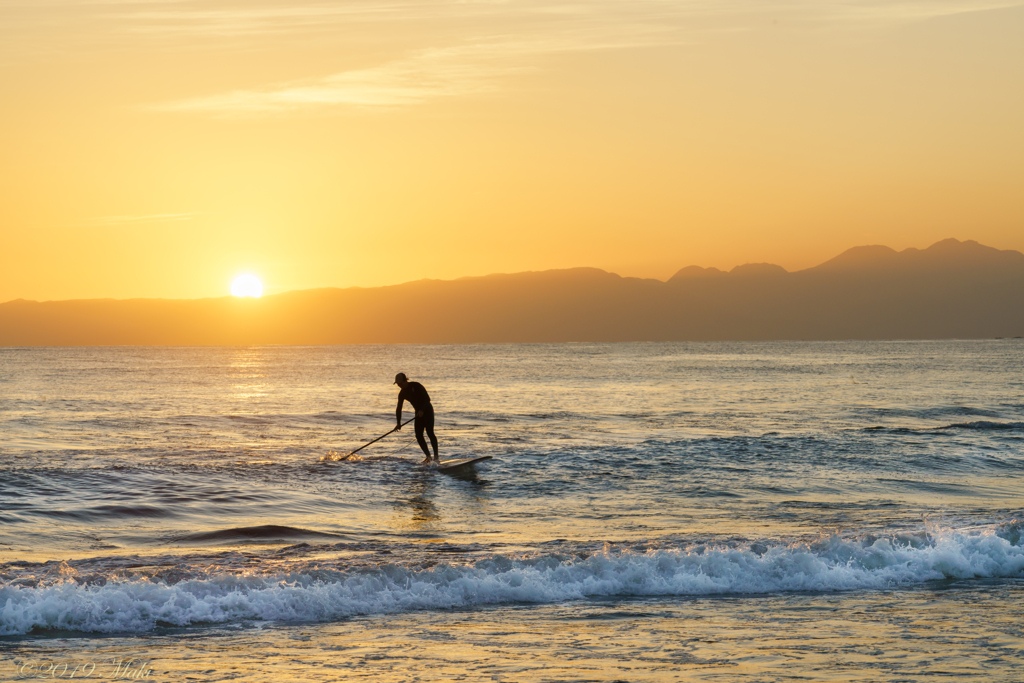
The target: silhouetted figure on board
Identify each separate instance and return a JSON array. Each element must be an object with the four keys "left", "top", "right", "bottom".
[{"left": 394, "top": 373, "right": 438, "bottom": 465}]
